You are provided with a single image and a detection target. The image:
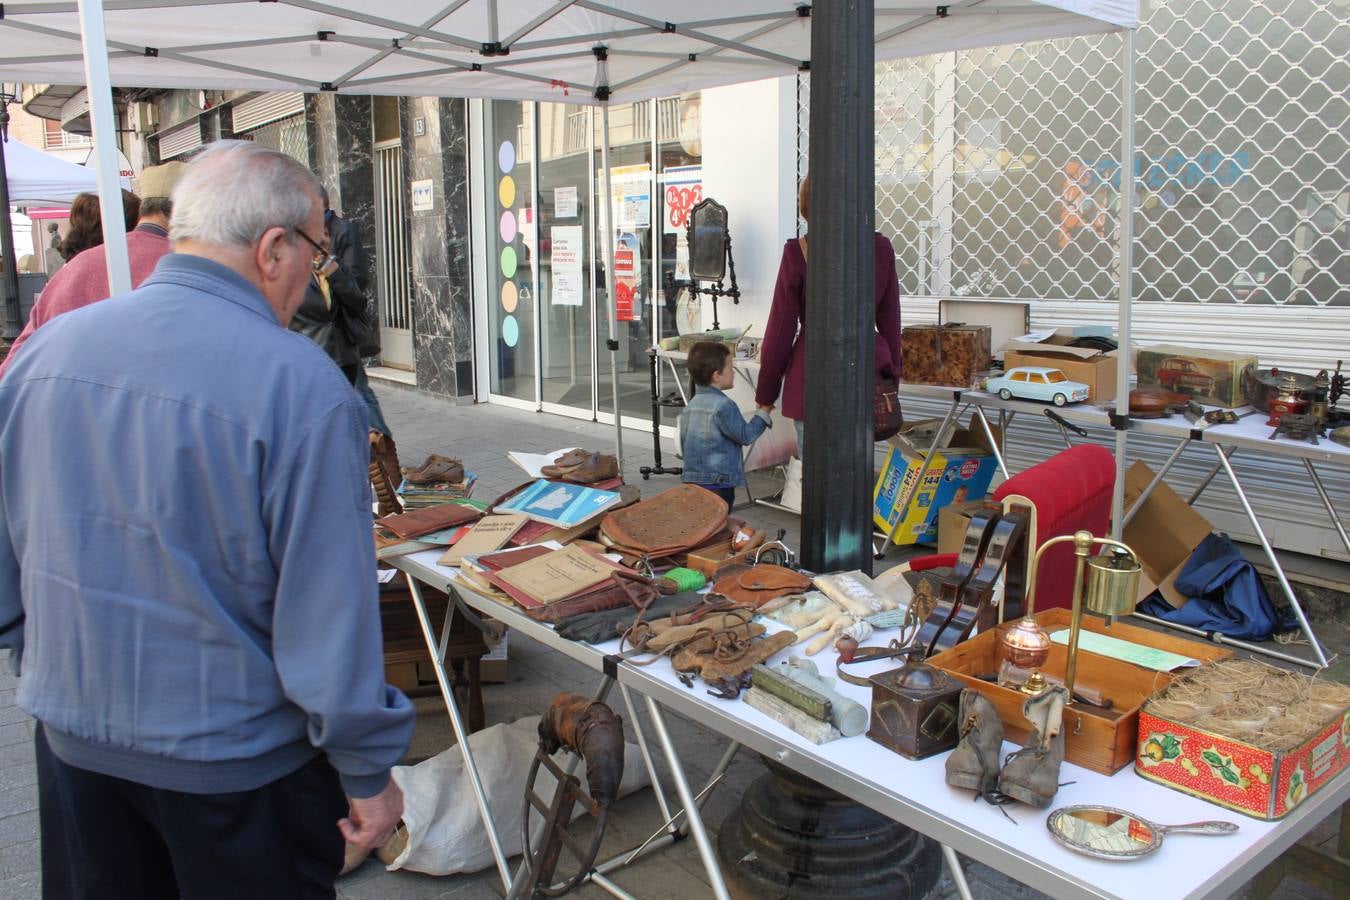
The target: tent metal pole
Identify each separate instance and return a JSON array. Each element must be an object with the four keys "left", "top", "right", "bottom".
[
  {"left": 1111, "top": 27, "right": 1136, "bottom": 540},
  {"left": 76, "top": 0, "right": 132, "bottom": 298},
  {"left": 599, "top": 100, "right": 624, "bottom": 467}
]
